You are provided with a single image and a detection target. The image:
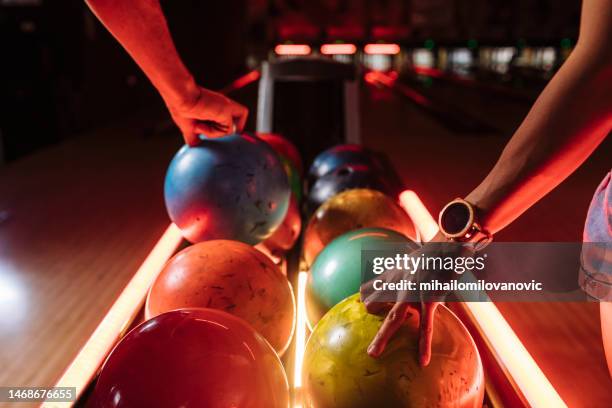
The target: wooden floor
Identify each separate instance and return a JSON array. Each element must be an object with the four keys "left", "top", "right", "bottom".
[
  {"left": 0, "top": 76, "right": 610, "bottom": 407},
  {"left": 0, "top": 111, "right": 180, "bottom": 406},
  {"left": 360, "top": 81, "right": 612, "bottom": 407}
]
